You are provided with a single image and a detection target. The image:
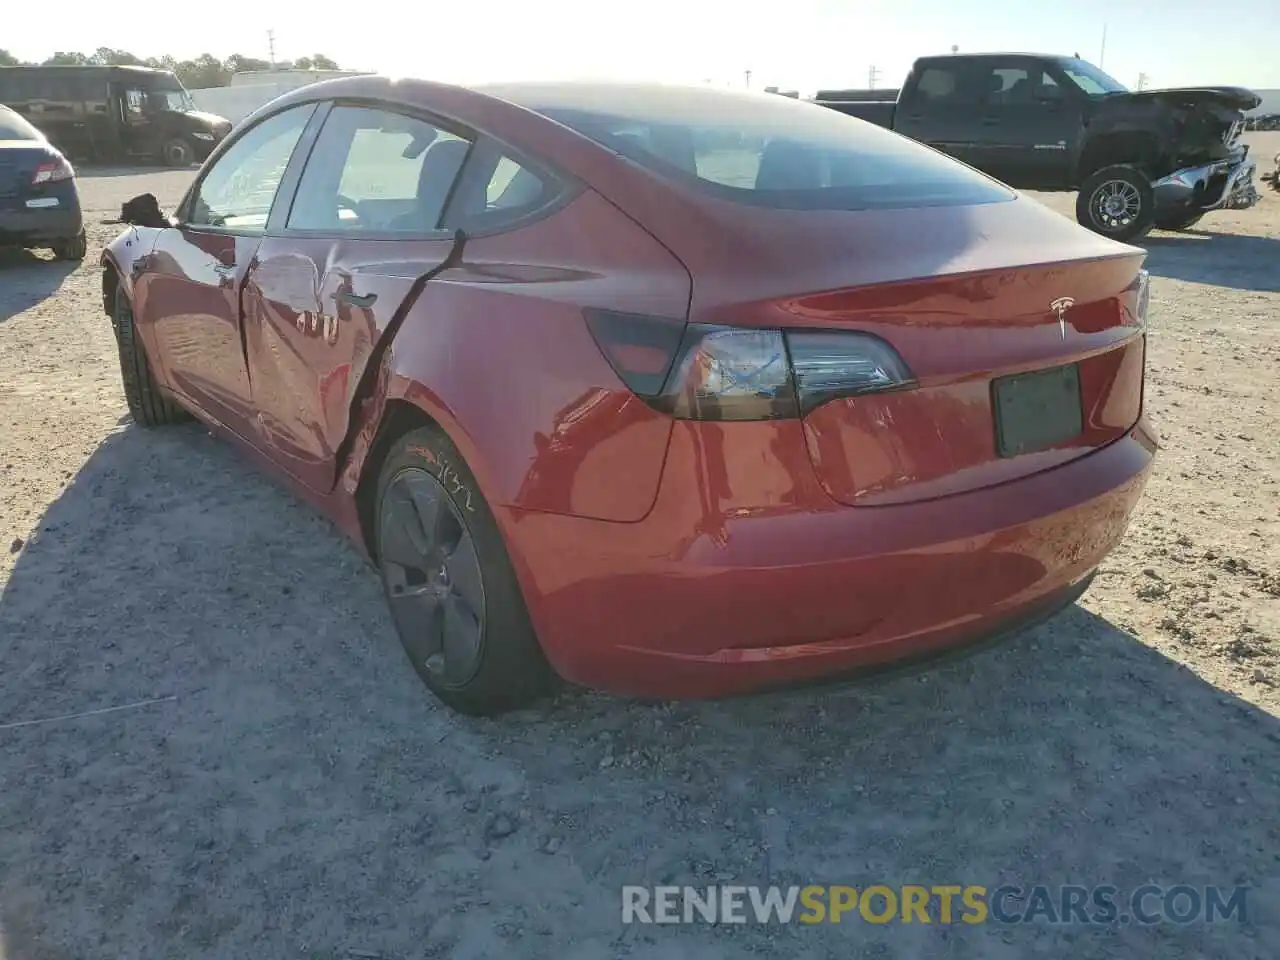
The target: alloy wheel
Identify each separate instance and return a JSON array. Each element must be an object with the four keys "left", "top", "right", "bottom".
[
  {"left": 1090, "top": 179, "right": 1142, "bottom": 233},
  {"left": 378, "top": 467, "right": 486, "bottom": 688}
]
